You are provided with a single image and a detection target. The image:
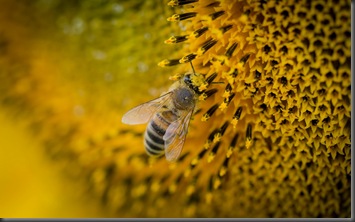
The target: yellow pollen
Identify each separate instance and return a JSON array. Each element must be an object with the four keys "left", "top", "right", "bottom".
[
  {"left": 231, "top": 118, "right": 239, "bottom": 128},
  {"left": 201, "top": 114, "right": 210, "bottom": 122},
  {"left": 207, "top": 153, "right": 215, "bottom": 163},
  {"left": 203, "top": 141, "right": 211, "bottom": 150},
  {"left": 191, "top": 158, "right": 199, "bottom": 166},
  {"left": 226, "top": 149, "right": 233, "bottom": 158},
  {"left": 167, "top": 14, "right": 180, "bottom": 22},
  {"left": 218, "top": 102, "right": 228, "bottom": 112},
  {"left": 186, "top": 185, "right": 195, "bottom": 196},
  {"left": 169, "top": 74, "right": 182, "bottom": 81},
  {"left": 245, "top": 138, "right": 253, "bottom": 149},
  {"left": 198, "top": 93, "right": 207, "bottom": 101},
  {"left": 219, "top": 167, "right": 227, "bottom": 177},
  {"left": 213, "top": 179, "right": 221, "bottom": 190},
  {"left": 213, "top": 133, "right": 221, "bottom": 143},
  {"left": 158, "top": 59, "right": 171, "bottom": 67},
  {"left": 198, "top": 84, "right": 208, "bottom": 91},
  {"left": 223, "top": 90, "right": 231, "bottom": 98}
]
